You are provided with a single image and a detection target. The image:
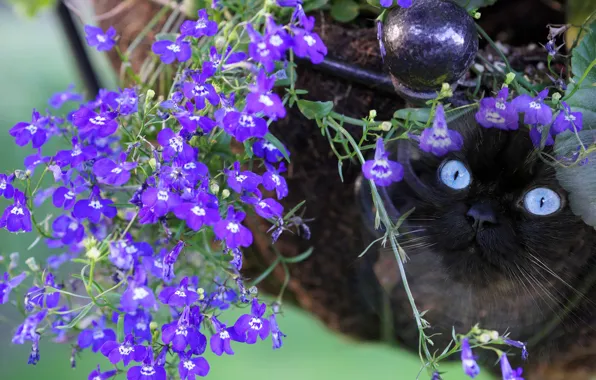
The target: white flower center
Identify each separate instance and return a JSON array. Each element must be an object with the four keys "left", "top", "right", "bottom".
[
  {"left": 118, "top": 345, "right": 134, "bottom": 356},
  {"left": 495, "top": 101, "right": 506, "bottom": 110},
  {"left": 157, "top": 190, "right": 169, "bottom": 201},
  {"left": 0, "top": 182, "right": 6, "bottom": 190},
  {"left": 25, "top": 124, "right": 37, "bottom": 134},
  {"left": 169, "top": 136, "right": 184, "bottom": 152},
  {"left": 125, "top": 245, "right": 138, "bottom": 255},
  {"left": 92, "top": 330, "right": 105, "bottom": 340},
  {"left": 191, "top": 206, "right": 206, "bottom": 216},
  {"left": 65, "top": 191, "right": 75, "bottom": 200},
  {"left": 236, "top": 174, "right": 247, "bottom": 183},
  {"left": 195, "top": 19, "right": 207, "bottom": 29},
  {"left": 529, "top": 101, "right": 541, "bottom": 110},
  {"left": 485, "top": 111, "right": 505, "bottom": 124},
  {"left": 269, "top": 35, "right": 283, "bottom": 47},
  {"left": 239, "top": 115, "right": 255, "bottom": 128},
  {"left": 219, "top": 330, "right": 230, "bottom": 339},
  {"left": 565, "top": 114, "right": 577, "bottom": 122},
  {"left": 304, "top": 35, "right": 316, "bottom": 47},
  {"left": 226, "top": 222, "right": 240, "bottom": 233},
  {"left": 166, "top": 43, "right": 181, "bottom": 53},
  {"left": 68, "top": 222, "right": 78, "bottom": 231},
  {"left": 111, "top": 167, "right": 123, "bottom": 174},
  {"left": 90, "top": 116, "right": 106, "bottom": 126},
  {"left": 193, "top": 85, "right": 208, "bottom": 97},
  {"left": 175, "top": 326, "right": 188, "bottom": 336},
  {"left": 89, "top": 200, "right": 103, "bottom": 209},
  {"left": 132, "top": 287, "right": 149, "bottom": 300},
  {"left": 370, "top": 159, "right": 393, "bottom": 179},
  {"left": 259, "top": 94, "right": 274, "bottom": 107},
  {"left": 10, "top": 207, "right": 24, "bottom": 215},
  {"left": 71, "top": 146, "right": 82, "bottom": 156},
  {"left": 263, "top": 142, "right": 276, "bottom": 151},
  {"left": 140, "top": 366, "right": 156, "bottom": 376},
  {"left": 257, "top": 42, "right": 270, "bottom": 56},
  {"left": 97, "top": 35, "right": 107, "bottom": 43},
  {"left": 271, "top": 174, "right": 281, "bottom": 186},
  {"left": 135, "top": 322, "right": 147, "bottom": 331},
  {"left": 174, "top": 290, "right": 187, "bottom": 297},
  {"left": 184, "top": 162, "right": 196, "bottom": 170},
  {"left": 183, "top": 360, "right": 196, "bottom": 370},
  {"left": 248, "top": 317, "right": 263, "bottom": 330}
]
